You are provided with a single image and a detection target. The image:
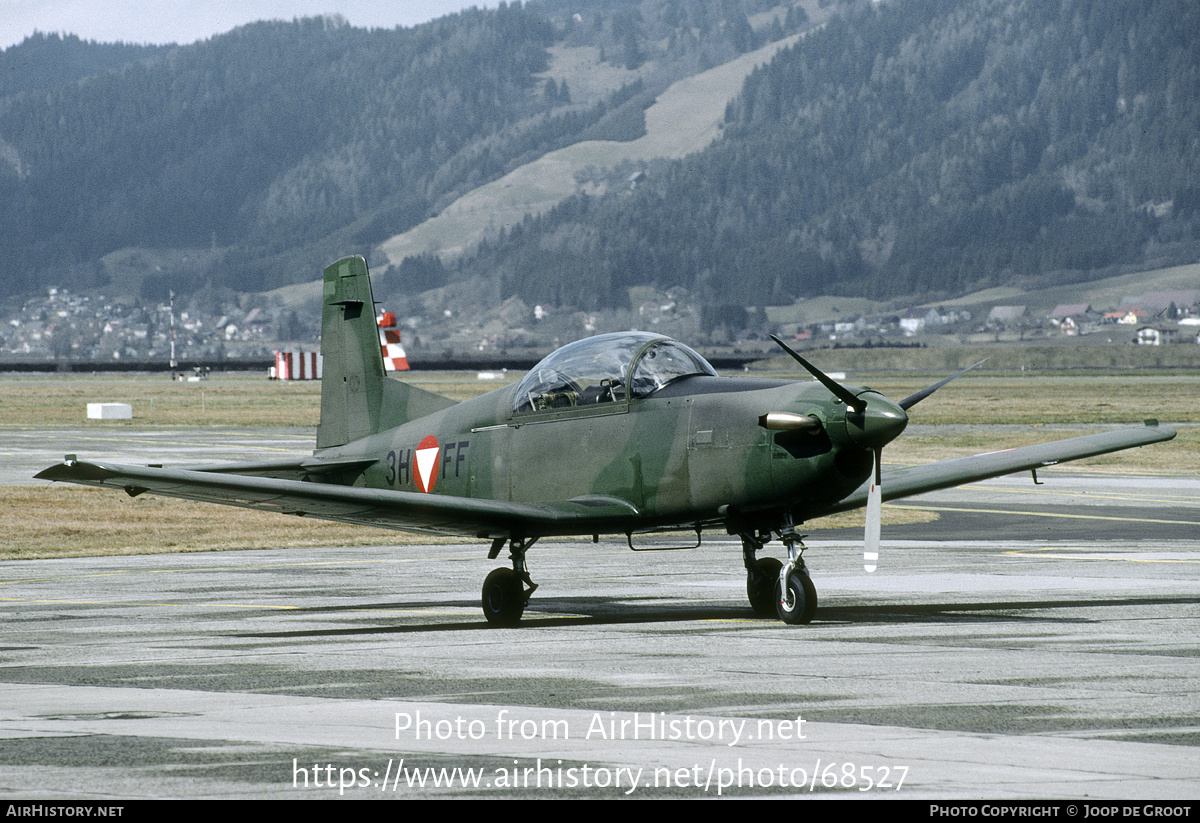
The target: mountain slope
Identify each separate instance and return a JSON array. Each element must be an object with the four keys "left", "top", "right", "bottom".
[
  {"left": 0, "top": 0, "right": 802, "bottom": 302},
  {"left": 0, "top": 9, "right": 565, "bottom": 297},
  {"left": 2, "top": 0, "right": 1196, "bottom": 316},
  {"left": 448, "top": 0, "right": 1200, "bottom": 310},
  {"left": 379, "top": 23, "right": 822, "bottom": 265}
]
